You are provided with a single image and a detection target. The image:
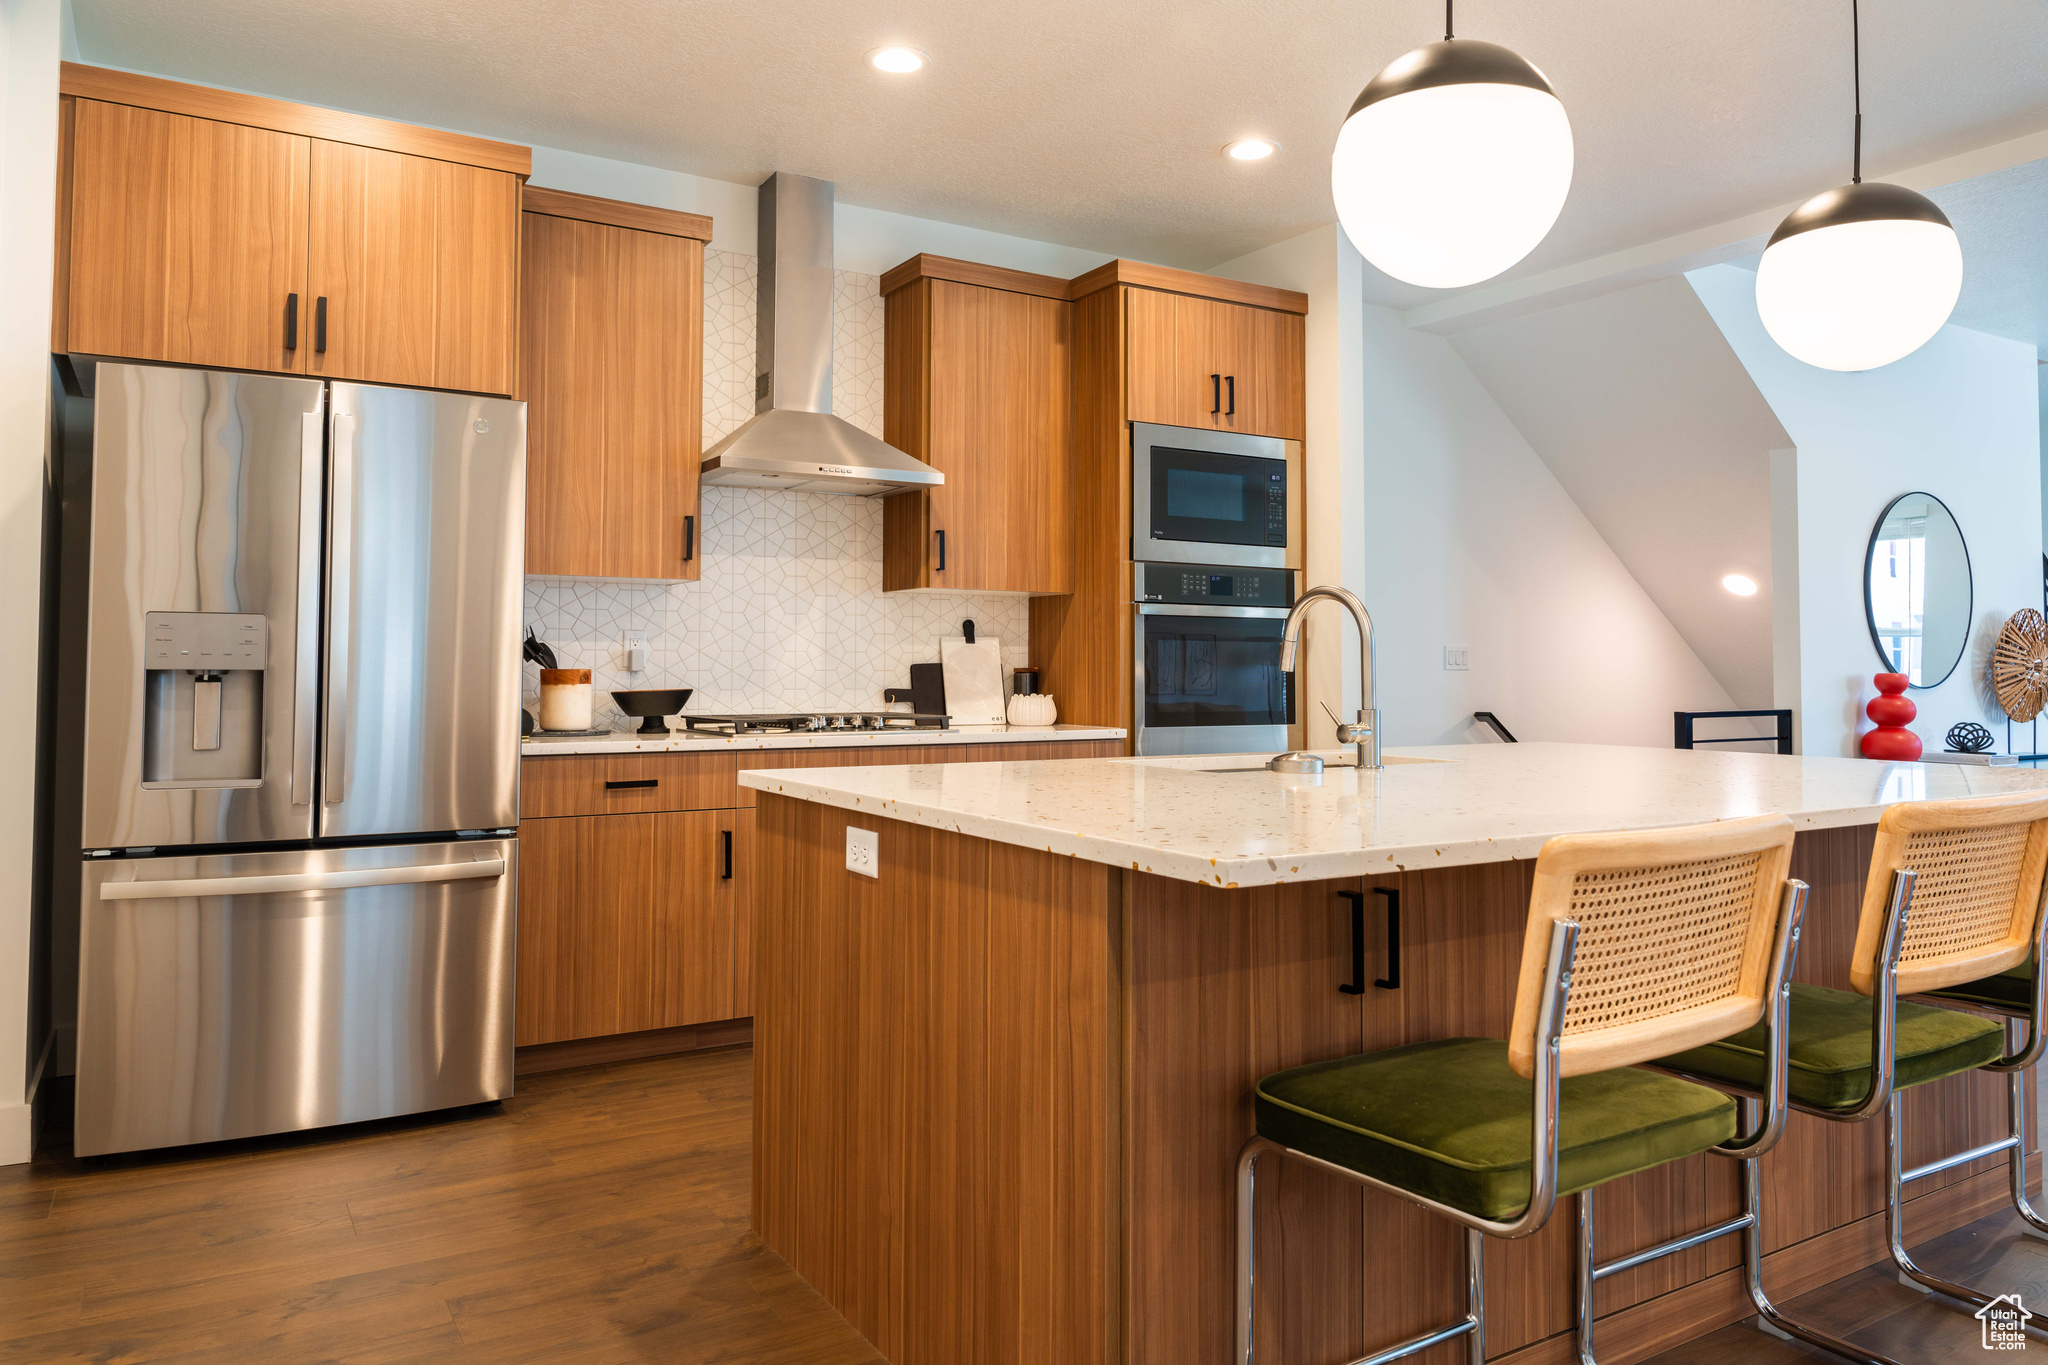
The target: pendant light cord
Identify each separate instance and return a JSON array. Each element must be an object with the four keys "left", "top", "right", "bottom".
[
  {"left": 1851, "top": 0, "right": 1863, "bottom": 183},
  {"left": 1445, "top": 0, "right": 1453, "bottom": 41}
]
